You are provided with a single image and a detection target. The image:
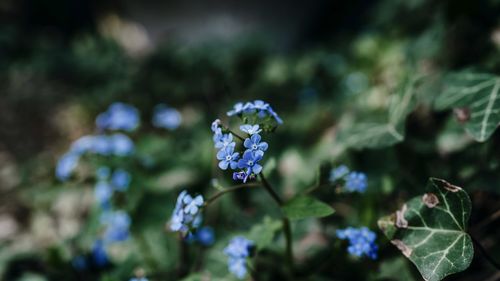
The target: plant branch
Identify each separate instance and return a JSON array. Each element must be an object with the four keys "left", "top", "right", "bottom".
[
  {"left": 258, "top": 173, "right": 294, "bottom": 271},
  {"left": 204, "top": 183, "right": 260, "bottom": 207}
]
